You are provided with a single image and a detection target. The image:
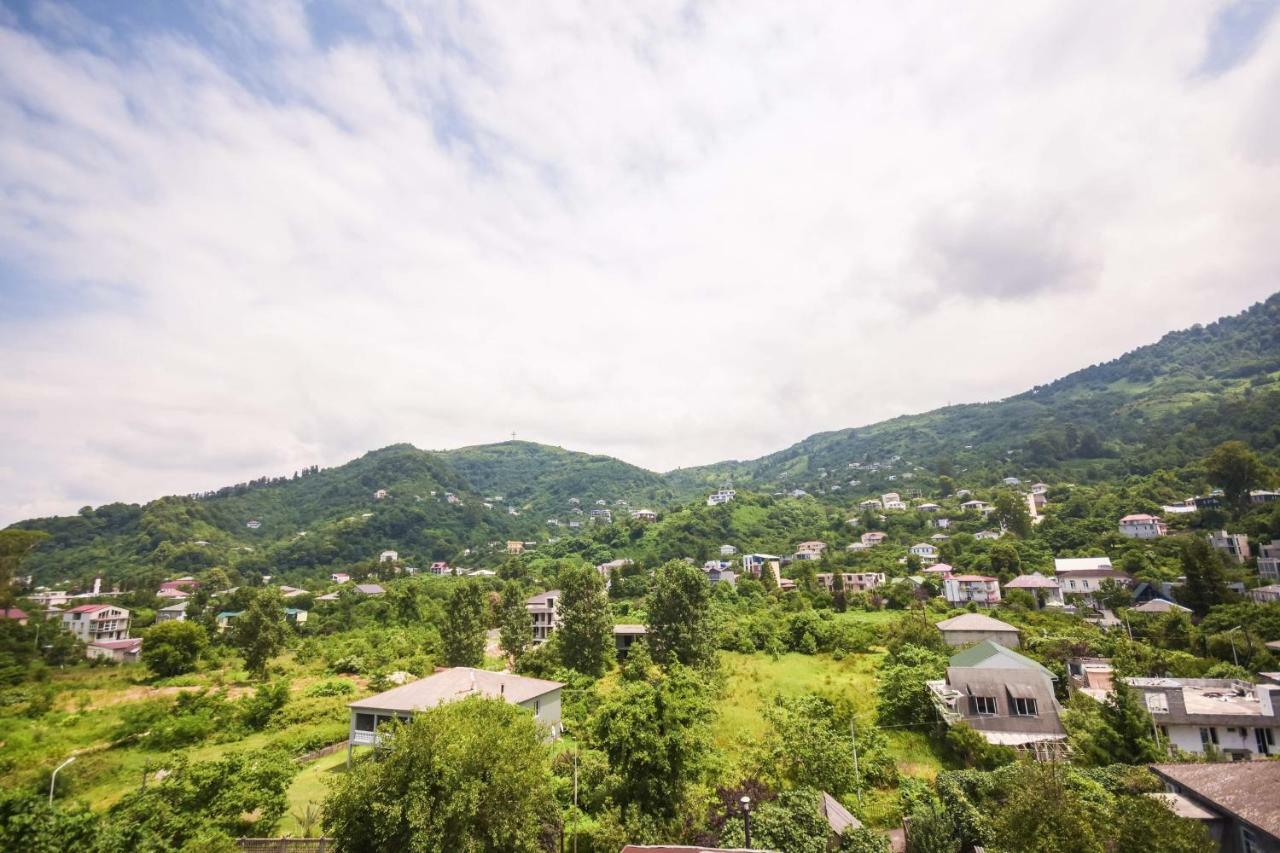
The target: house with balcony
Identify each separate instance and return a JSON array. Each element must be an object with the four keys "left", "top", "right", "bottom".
[
  {"left": 1118, "top": 513, "right": 1167, "bottom": 539},
  {"left": 860, "top": 531, "right": 887, "bottom": 547},
  {"left": 926, "top": 640, "right": 1067, "bottom": 760},
  {"left": 908, "top": 542, "right": 939, "bottom": 564},
  {"left": 527, "top": 590, "right": 561, "bottom": 643},
  {"left": 155, "top": 601, "right": 188, "bottom": 623},
  {"left": 1083, "top": 677, "right": 1279, "bottom": 759},
  {"left": 1053, "top": 559, "right": 1132, "bottom": 602},
  {"left": 742, "top": 554, "right": 782, "bottom": 578},
  {"left": 1257, "top": 540, "right": 1280, "bottom": 581},
  {"left": 943, "top": 575, "right": 1001, "bottom": 606},
  {"left": 719, "top": 544, "right": 737, "bottom": 557},
  {"left": 1004, "top": 573, "right": 1063, "bottom": 607},
  {"left": 706, "top": 489, "right": 736, "bottom": 506},
  {"left": 816, "top": 572, "right": 886, "bottom": 594},
  {"left": 62, "top": 604, "right": 130, "bottom": 644},
  {"left": 347, "top": 668, "right": 564, "bottom": 764},
  {"left": 793, "top": 541, "right": 827, "bottom": 561}
]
